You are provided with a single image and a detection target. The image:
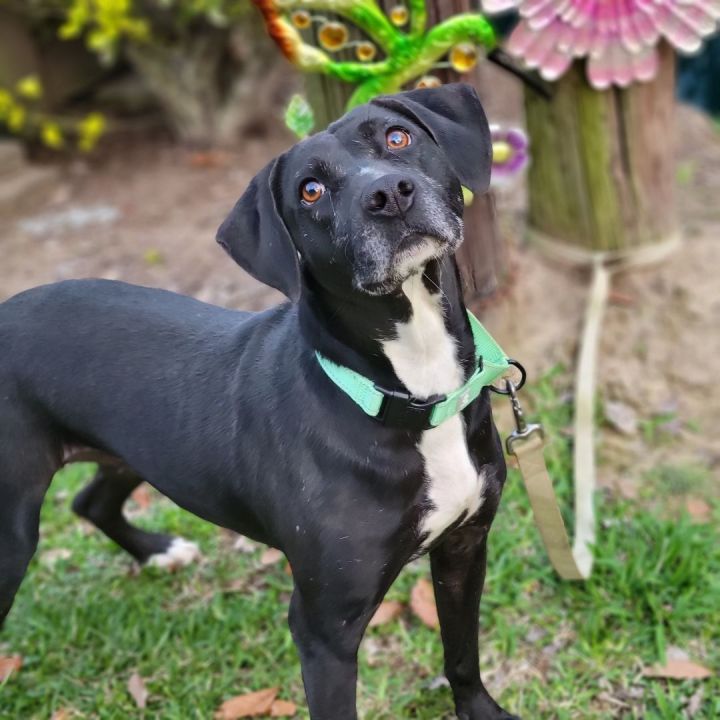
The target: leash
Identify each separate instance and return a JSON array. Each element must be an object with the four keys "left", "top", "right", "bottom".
[{"left": 503, "top": 232, "right": 681, "bottom": 581}]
